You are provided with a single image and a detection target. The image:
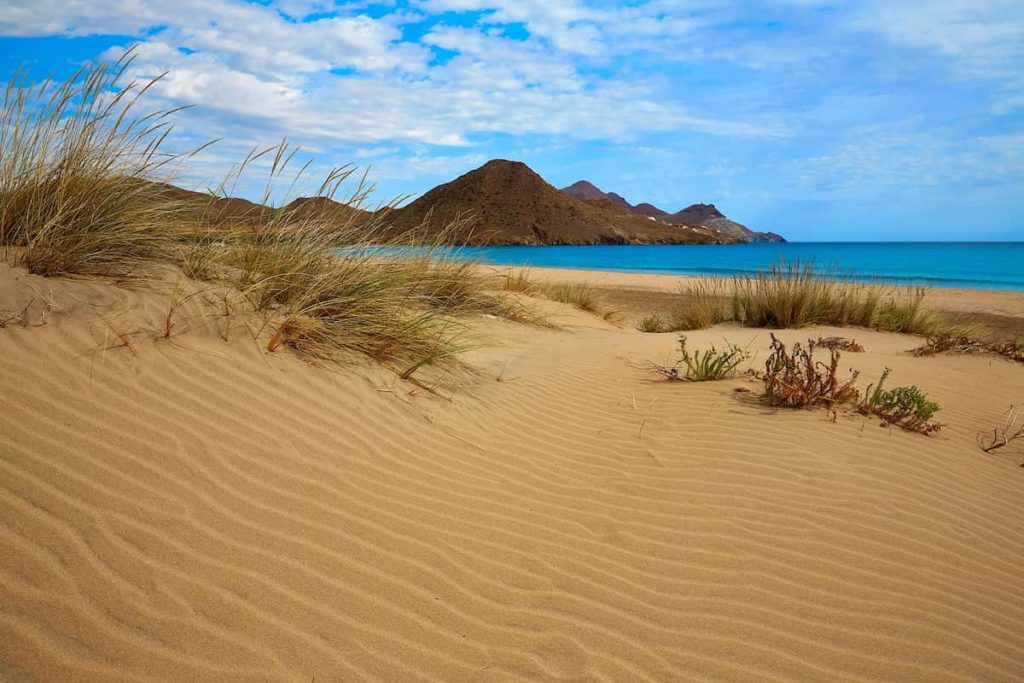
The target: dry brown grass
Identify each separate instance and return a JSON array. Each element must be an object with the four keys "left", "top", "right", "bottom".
[
  {"left": 0, "top": 55, "right": 543, "bottom": 378},
  {"left": 669, "top": 261, "right": 939, "bottom": 336},
  {"left": 501, "top": 269, "right": 537, "bottom": 294},
  {"left": 0, "top": 50, "right": 205, "bottom": 277}
]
